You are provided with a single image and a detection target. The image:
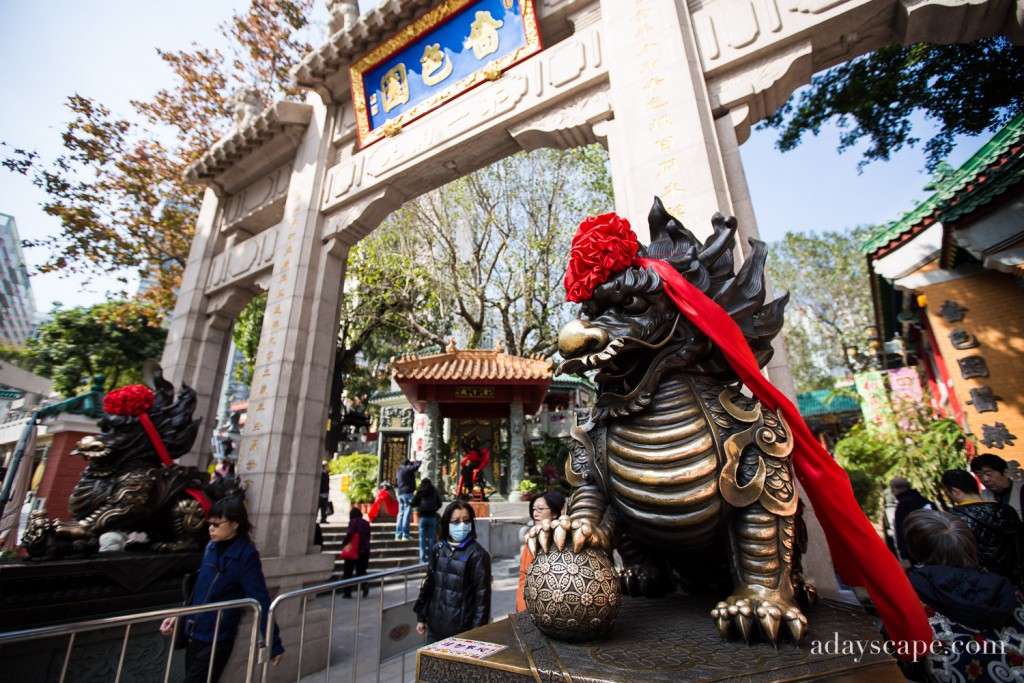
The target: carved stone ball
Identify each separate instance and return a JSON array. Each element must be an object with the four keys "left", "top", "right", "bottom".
[{"left": 524, "top": 547, "right": 621, "bottom": 642}]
